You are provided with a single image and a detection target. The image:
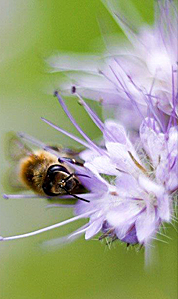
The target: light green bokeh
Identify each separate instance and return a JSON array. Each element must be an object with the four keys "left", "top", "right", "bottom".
[{"left": 0, "top": 1, "right": 177, "bottom": 298}]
